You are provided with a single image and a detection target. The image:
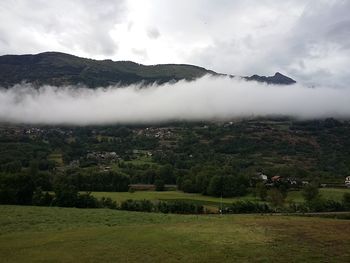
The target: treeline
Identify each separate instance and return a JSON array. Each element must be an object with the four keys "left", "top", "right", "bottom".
[
  {"left": 1, "top": 178, "right": 203, "bottom": 214},
  {"left": 224, "top": 183, "right": 350, "bottom": 214},
  {"left": 0, "top": 169, "right": 203, "bottom": 214},
  {"left": 120, "top": 199, "right": 204, "bottom": 214},
  {"left": 223, "top": 194, "right": 350, "bottom": 214},
  {"left": 0, "top": 168, "right": 130, "bottom": 206}
]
